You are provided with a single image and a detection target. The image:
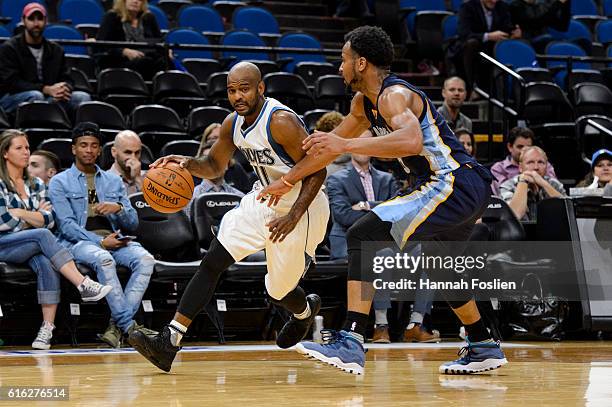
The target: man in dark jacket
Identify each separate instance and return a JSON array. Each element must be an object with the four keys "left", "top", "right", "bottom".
[
  {"left": 509, "top": 0, "right": 571, "bottom": 53},
  {"left": 453, "top": 0, "right": 521, "bottom": 95},
  {"left": 0, "top": 3, "right": 91, "bottom": 114}
]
